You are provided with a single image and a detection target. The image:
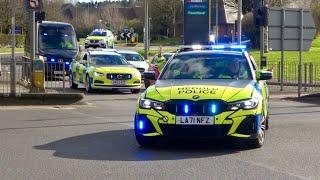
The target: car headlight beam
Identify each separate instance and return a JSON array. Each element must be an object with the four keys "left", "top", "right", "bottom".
[
  {"left": 140, "top": 98, "right": 165, "bottom": 110},
  {"left": 229, "top": 98, "right": 259, "bottom": 110}
]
